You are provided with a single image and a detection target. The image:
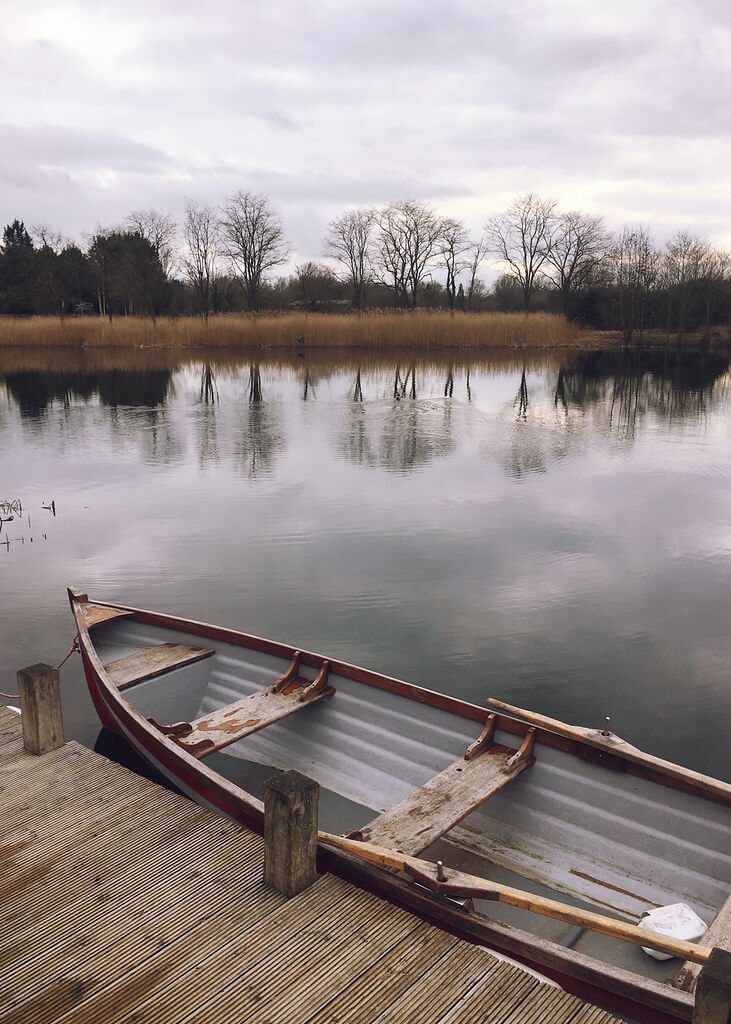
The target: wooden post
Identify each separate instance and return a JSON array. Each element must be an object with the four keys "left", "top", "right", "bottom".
[
  {"left": 694, "top": 948, "right": 731, "bottom": 1024},
  {"left": 263, "top": 770, "right": 319, "bottom": 897},
  {"left": 17, "top": 663, "right": 65, "bottom": 755}
]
